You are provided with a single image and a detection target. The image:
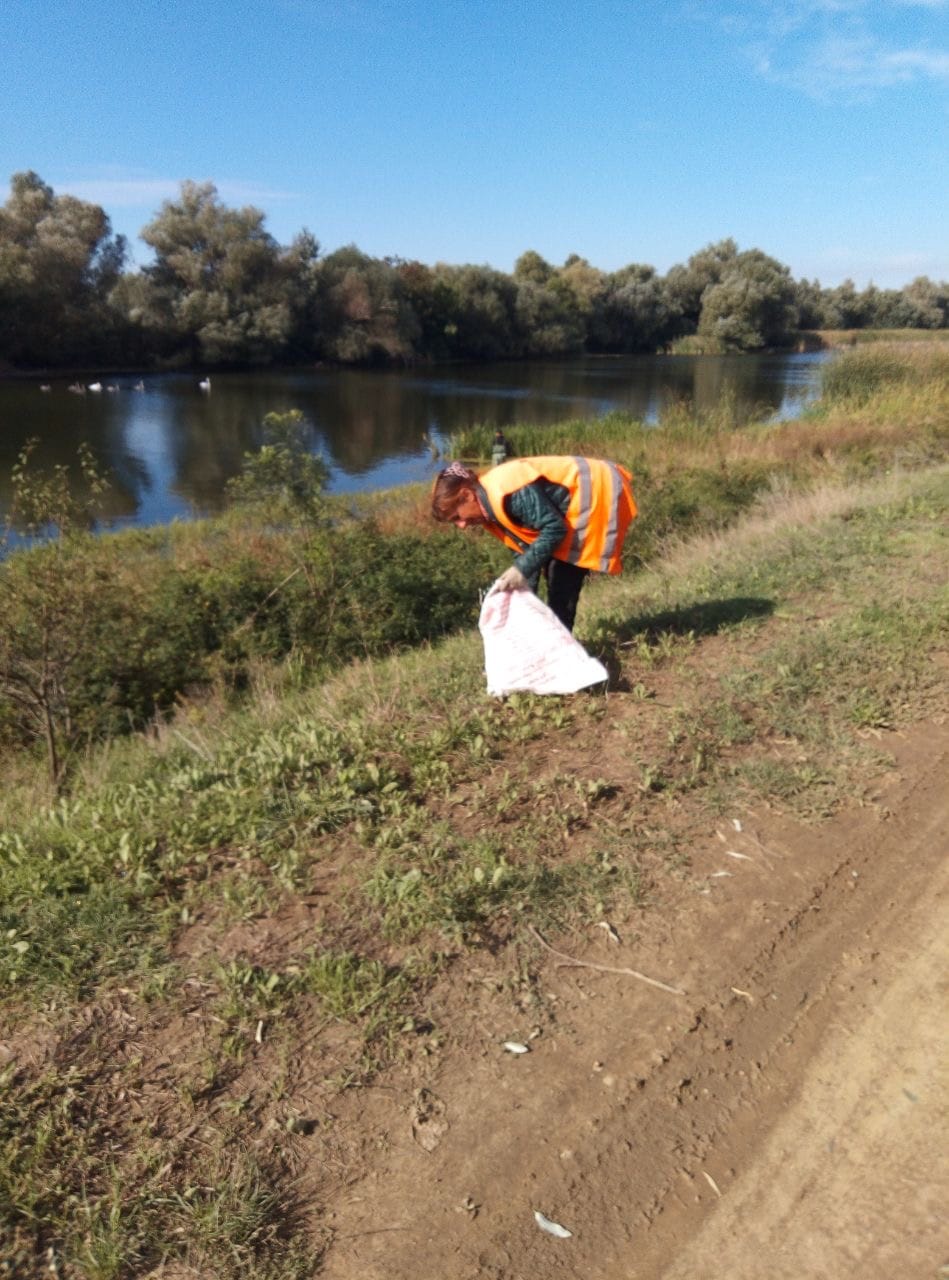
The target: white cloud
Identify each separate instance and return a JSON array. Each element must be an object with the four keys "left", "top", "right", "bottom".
[
  {"left": 773, "top": 32, "right": 949, "bottom": 94},
  {"left": 709, "top": 0, "right": 949, "bottom": 97},
  {"left": 879, "top": 46, "right": 949, "bottom": 75},
  {"left": 55, "top": 178, "right": 180, "bottom": 207},
  {"left": 51, "top": 173, "right": 299, "bottom": 209}
]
